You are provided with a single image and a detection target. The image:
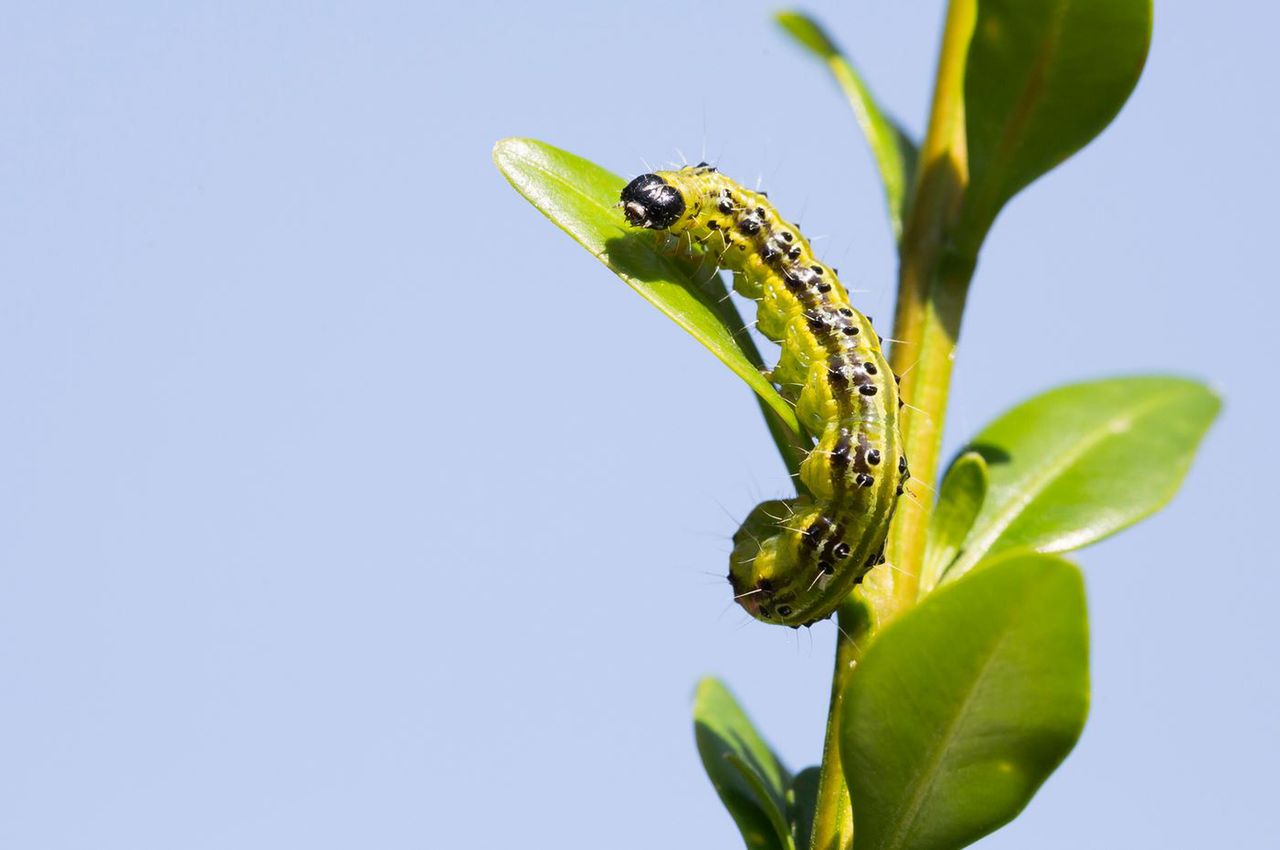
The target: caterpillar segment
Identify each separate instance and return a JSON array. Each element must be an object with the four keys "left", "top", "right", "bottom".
[{"left": 621, "top": 165, "right": 909, "bottom": 627}]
